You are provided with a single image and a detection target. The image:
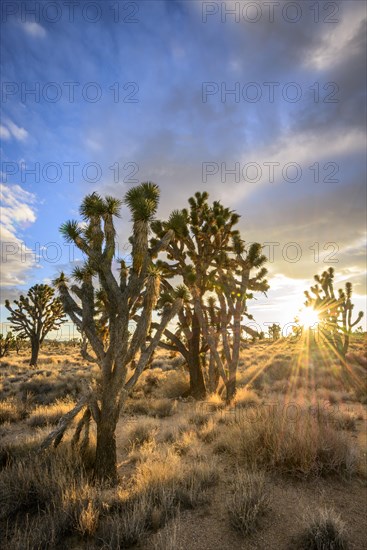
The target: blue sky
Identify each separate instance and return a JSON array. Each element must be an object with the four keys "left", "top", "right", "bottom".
[{"left": 1, "top": 0, "right": 366, "bottom": 337}]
